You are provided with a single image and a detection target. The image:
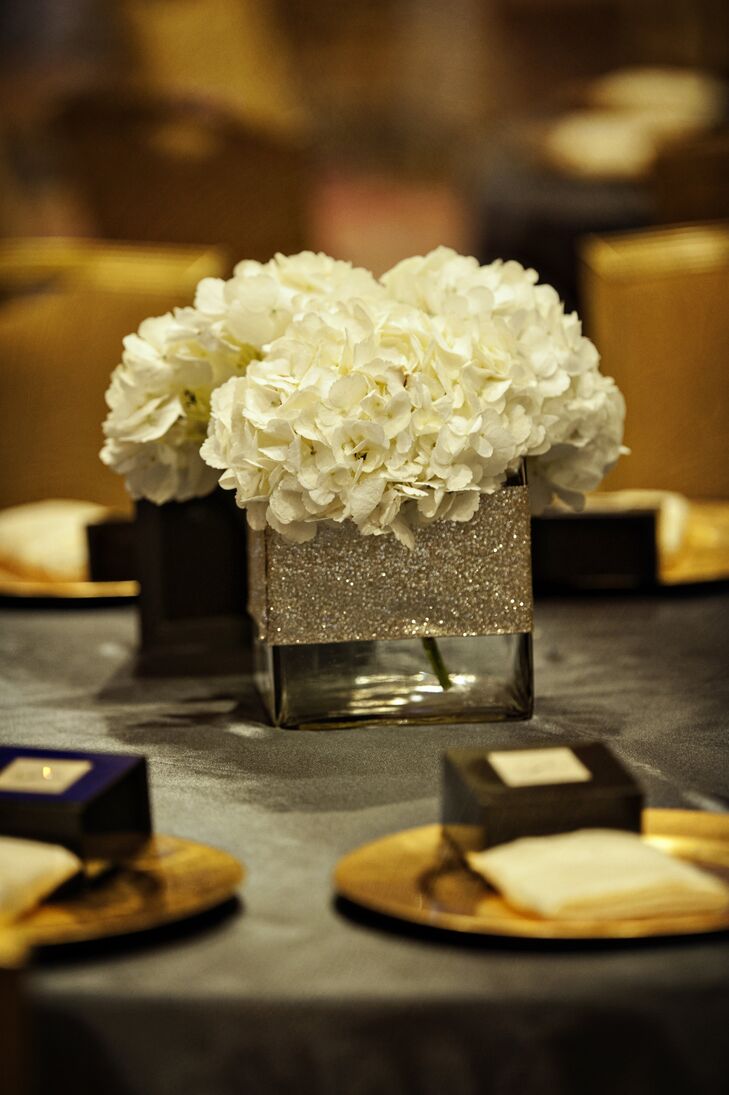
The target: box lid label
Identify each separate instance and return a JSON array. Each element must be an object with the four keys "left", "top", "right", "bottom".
[
  {"left": 0, "top": 758, "right": 92, "bottom": 795},
  {"left": 488, "top": 747, "right": 592, "bottom": 788}
]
